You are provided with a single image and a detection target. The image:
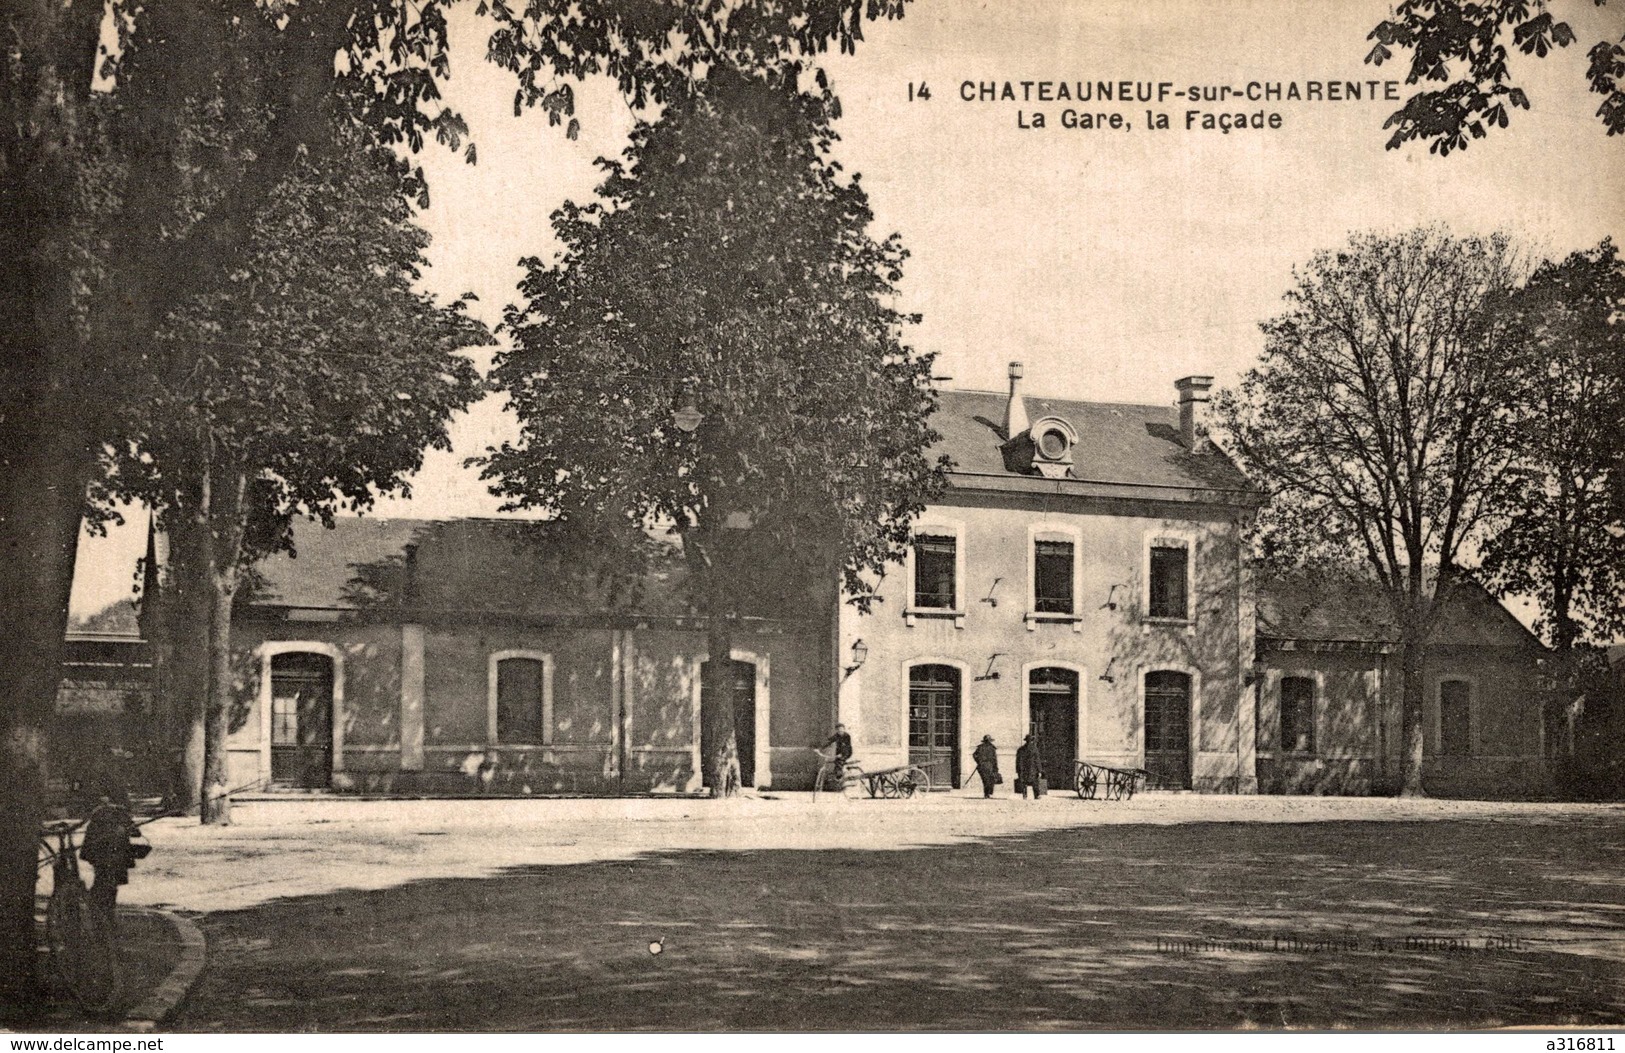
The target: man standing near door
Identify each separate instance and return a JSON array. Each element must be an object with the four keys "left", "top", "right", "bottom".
[
  {"left": 972, "top": 735, "right": 1001, "bottom": 798},
  {"left": 1016, "top": 733, "right": 1043, "bottom": 799}
]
